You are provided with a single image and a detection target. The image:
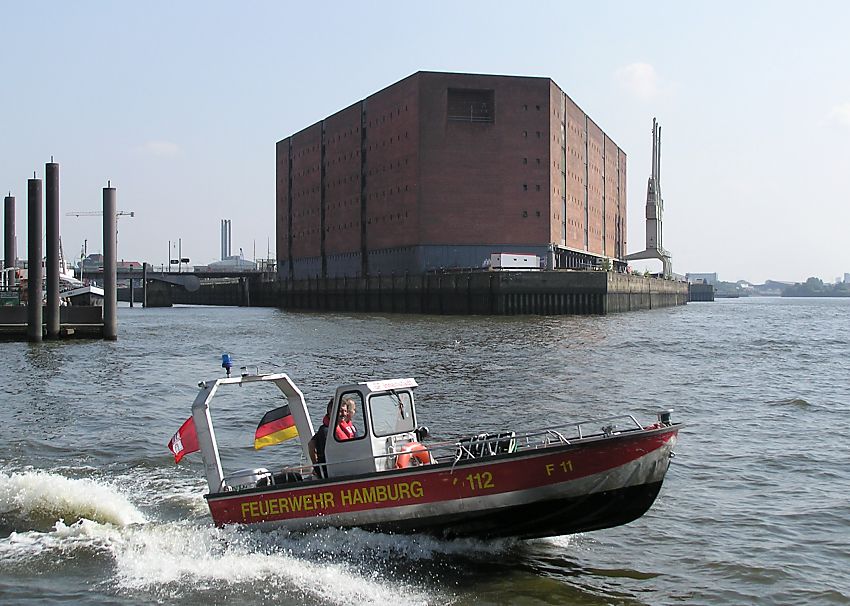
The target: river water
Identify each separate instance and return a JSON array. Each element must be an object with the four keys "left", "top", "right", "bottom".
[{"left": 0, "top": 297, "right": 848, "bottom": 605}]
